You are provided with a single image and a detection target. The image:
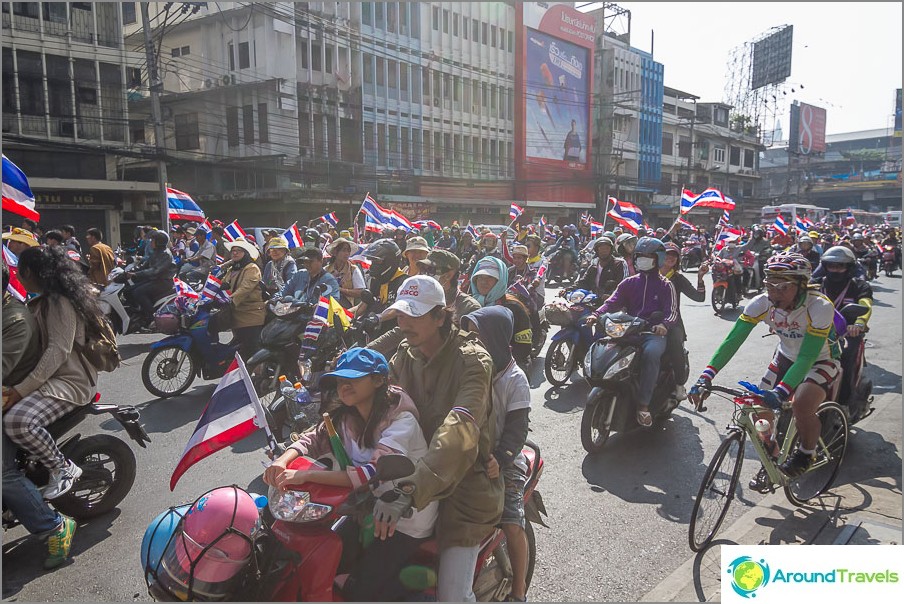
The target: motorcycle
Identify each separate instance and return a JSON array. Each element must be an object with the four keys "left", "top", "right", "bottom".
[
  {"left": 100, "top": 265, "right": 177, "bottom": 335},
  {"left": 141, "top": 301, "right": 240, "bottom": 399},
  {"left": 544, "top": 248, "right": 577, "bottom": 286},
  {"left": 2, "top": 395, "right": 150, "bottom": 527},
  {"left": 542, "top": 291, "right": 600, "bottom": 388},
  {"left": 739, "top": 250, "right": 757, "bottom": 294},
  {"left": 579, "top": 311, "right": 687, "bottom": 453},
  {"left": 857, "top": 247, "right": 880, "bottom": 281},
  {"left": 710, "top": 257, "right": 743, "bottom": 315},
  {"left": 834, "top": 303, "right": 874, "bottom": 425},
  {"left": 881, "top": 244, "right": 897, "bottom": 277},
  {"left": 680, "top": 243, "right": 704, "bottom": 271},
  {"left": 143, "top": 449, "right": 547, "bottom": 602}
]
